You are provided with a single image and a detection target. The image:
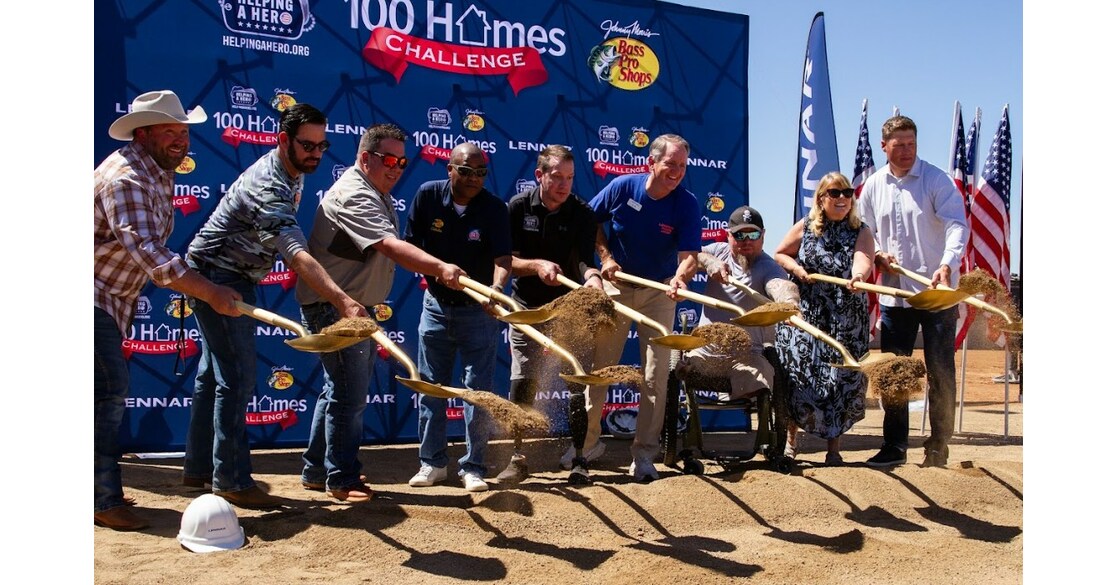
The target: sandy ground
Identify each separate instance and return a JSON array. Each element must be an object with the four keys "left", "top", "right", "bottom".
[{"left": 93, "top": 349, "right": 1023, "bottom": 584}]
